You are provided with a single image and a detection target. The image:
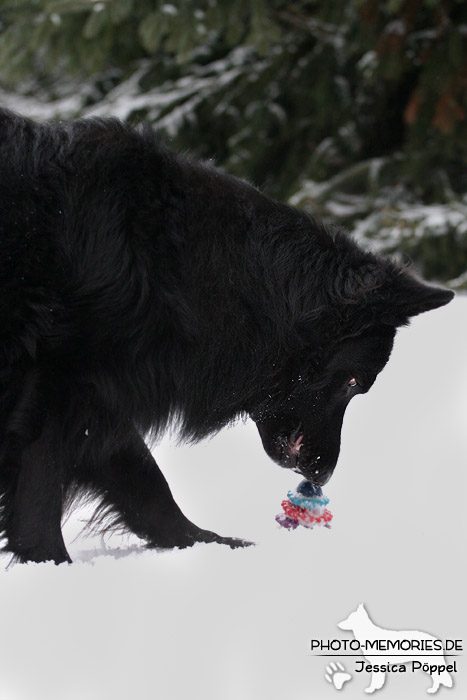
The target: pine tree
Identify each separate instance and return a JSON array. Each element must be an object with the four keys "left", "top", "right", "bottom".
[{"left": 0, "top": 0, "right": 465, "bottom": 286}]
